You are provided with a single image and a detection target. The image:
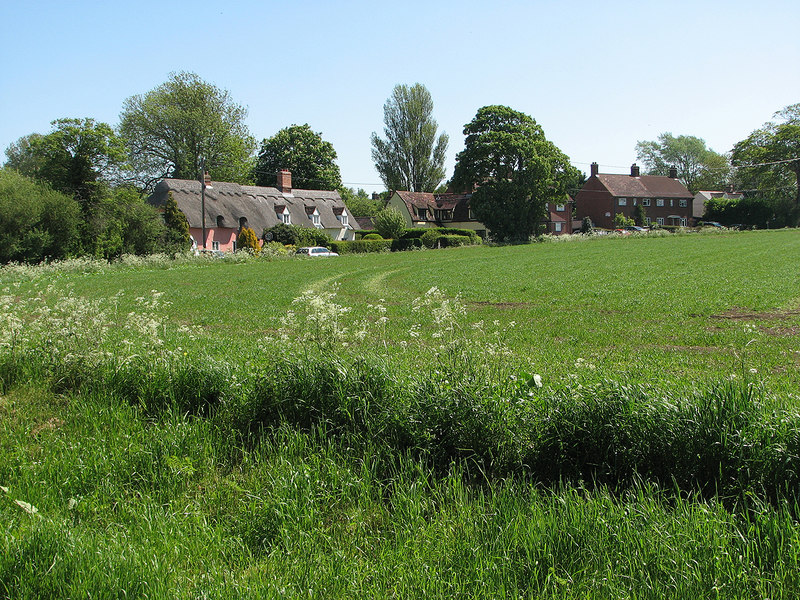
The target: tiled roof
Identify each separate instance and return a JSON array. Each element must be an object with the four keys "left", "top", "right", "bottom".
[
  {"left": 596, "top": 174, "right": 692, "bottom": 198},
  {"left": 394, "top": 191, "right": 472, "bottom": 222}
]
